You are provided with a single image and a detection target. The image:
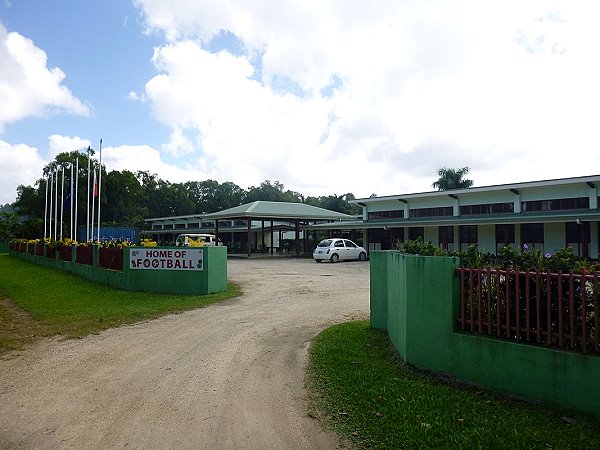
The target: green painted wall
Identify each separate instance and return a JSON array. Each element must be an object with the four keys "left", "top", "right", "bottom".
[
  {"left": 545, "top": 222, "right": 565, "bottom": 253},
  {"left": 0, "top": 242, "right": 8, "bottom": 253},
  {"left": 371, "top": 251, "right": 600, "bottom": 416},
  {"left": 477, "top": 224, "right": 495, "bottom": 253},
  {"left": 423, "top": 227, "right": 437, "bottom": 246},
  {"left": 591, "top": 222, "right": 599, "bottom": 259},
  {"left": 10, "top": 244, "right": 227, "bottom": 295}
]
